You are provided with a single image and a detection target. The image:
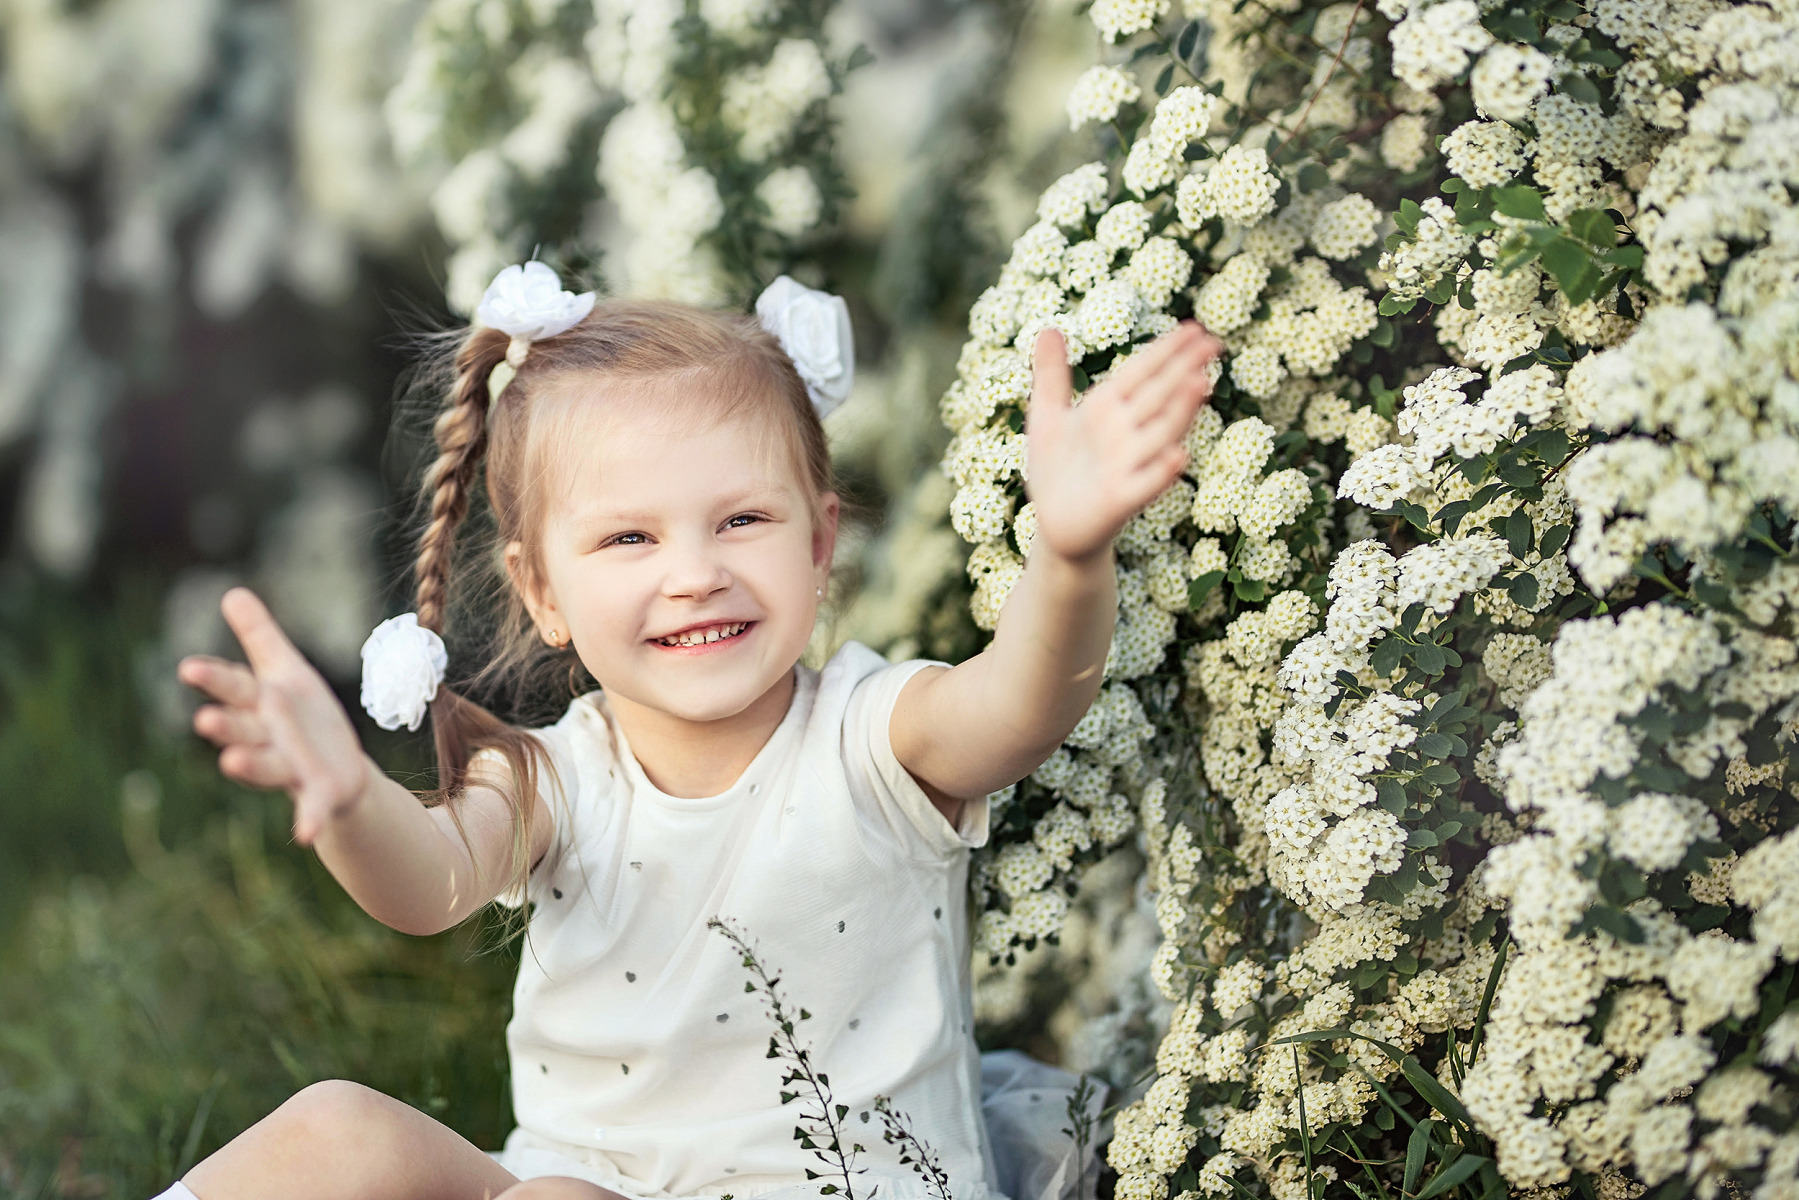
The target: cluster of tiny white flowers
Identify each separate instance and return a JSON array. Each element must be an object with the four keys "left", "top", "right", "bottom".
[
  {"left": 586, "top": 2, "right": 837, "bottom": 303},
  {"left": 1389, "top": 0, "right": 1493, "bottom": 91},
  {"left": 951, "top": 3, "right": 1798, "bottom": 1198},
  {"left": 1067, "top": 65, "right": 1143, "bottom": 130},
  {"left": 720, "top": 37, "right": 833, "bottom": 161}
]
